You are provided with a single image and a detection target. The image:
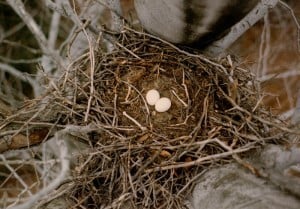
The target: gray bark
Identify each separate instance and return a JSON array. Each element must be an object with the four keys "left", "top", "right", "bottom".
[{"left": 187, "top": 144, "right": 300, "bottom": 209}]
